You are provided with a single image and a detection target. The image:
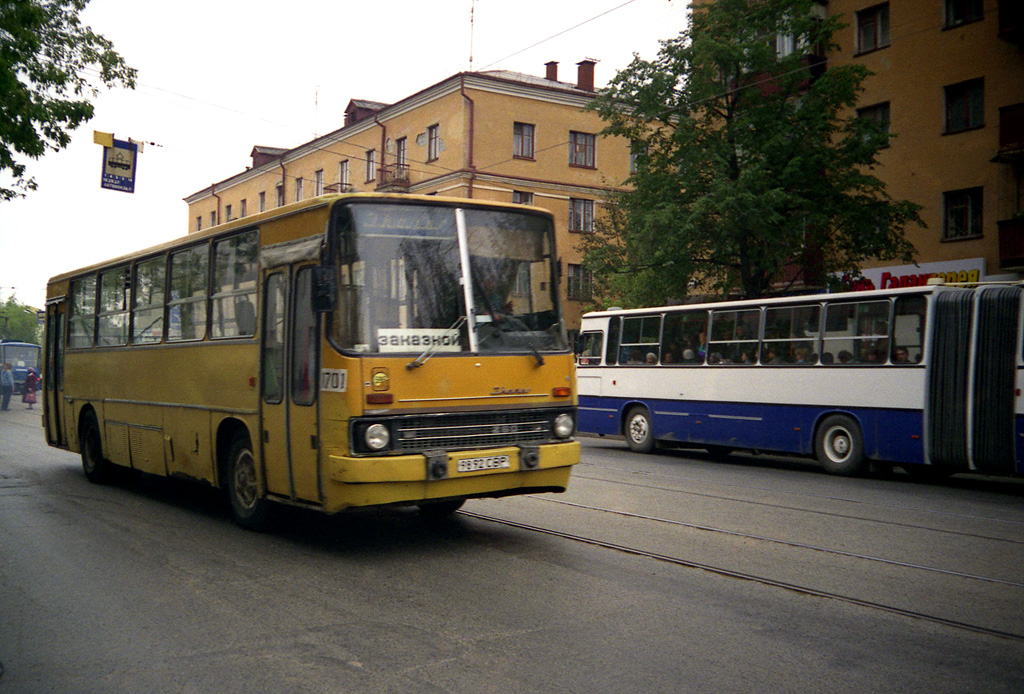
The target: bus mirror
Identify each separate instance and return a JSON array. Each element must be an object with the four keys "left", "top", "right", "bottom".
[{"left": 312, "top": 266, "right": 338, "bottom": 312}]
